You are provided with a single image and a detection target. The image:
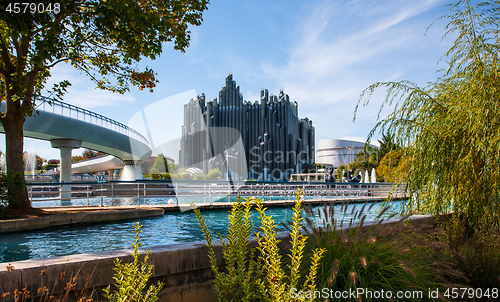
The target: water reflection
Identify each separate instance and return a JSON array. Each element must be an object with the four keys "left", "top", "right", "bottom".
[{"left": 0, "top": 201, "right": 401, "bottom": 263}]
